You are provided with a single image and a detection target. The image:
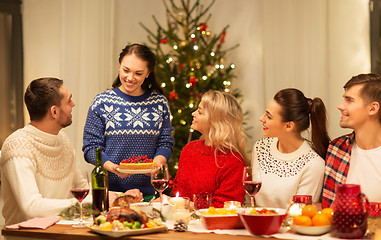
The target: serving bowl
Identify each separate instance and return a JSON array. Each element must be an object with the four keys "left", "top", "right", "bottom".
[
  {"left": 237, "top": 207, "right": 287, "bottom": 235},
  {"left": 291, "top": 224, "right": 331, "bottom": 235},
  {"left": 130, "top": 202, "right": 153, "bottom": 215},
  {"left": 197, "top": 208, "right": 244, "bottom": 230}
]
